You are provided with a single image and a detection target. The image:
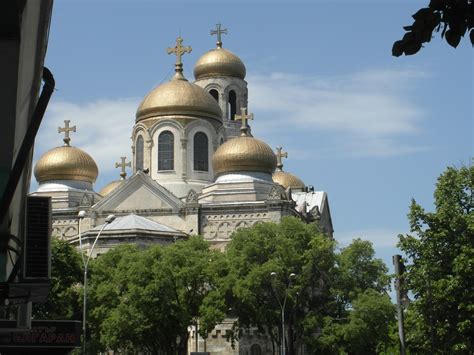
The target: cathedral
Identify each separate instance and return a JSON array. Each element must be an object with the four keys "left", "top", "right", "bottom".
[{"left": 31, "top": 25, "right": 333, "bottom": 354}]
